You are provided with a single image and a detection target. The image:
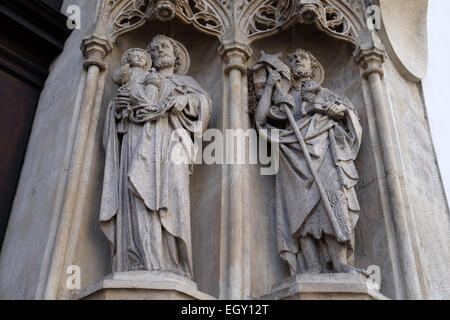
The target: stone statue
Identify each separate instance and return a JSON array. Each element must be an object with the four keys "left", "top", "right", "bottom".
[
  {"left": 252, "top": 49, "right": 367, "bottom": 276},
  {"left": 112, "top": 48, "right": 159, "bottom": 123},
  {"left": 100, "top": 35, "right": 212, "bottom": 278}
]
